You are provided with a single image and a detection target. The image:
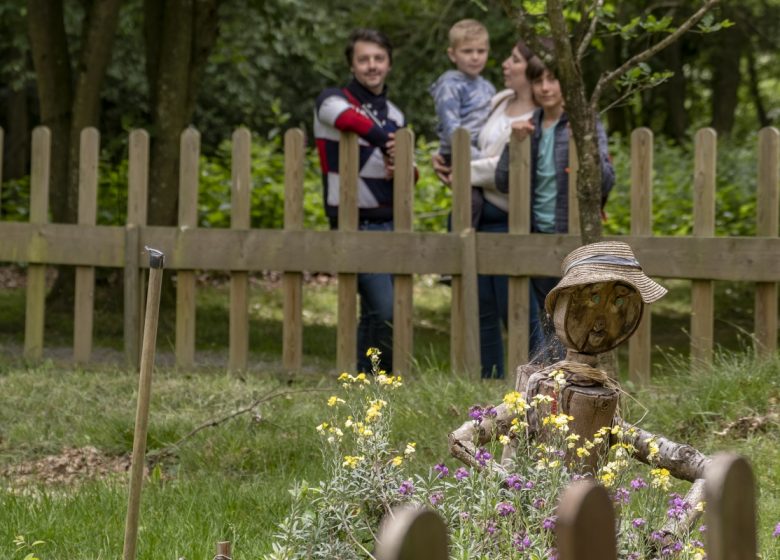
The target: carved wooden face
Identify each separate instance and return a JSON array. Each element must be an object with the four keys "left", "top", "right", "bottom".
[{"left": 553, "top": 281, "right": 643, "bottom": 354}]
